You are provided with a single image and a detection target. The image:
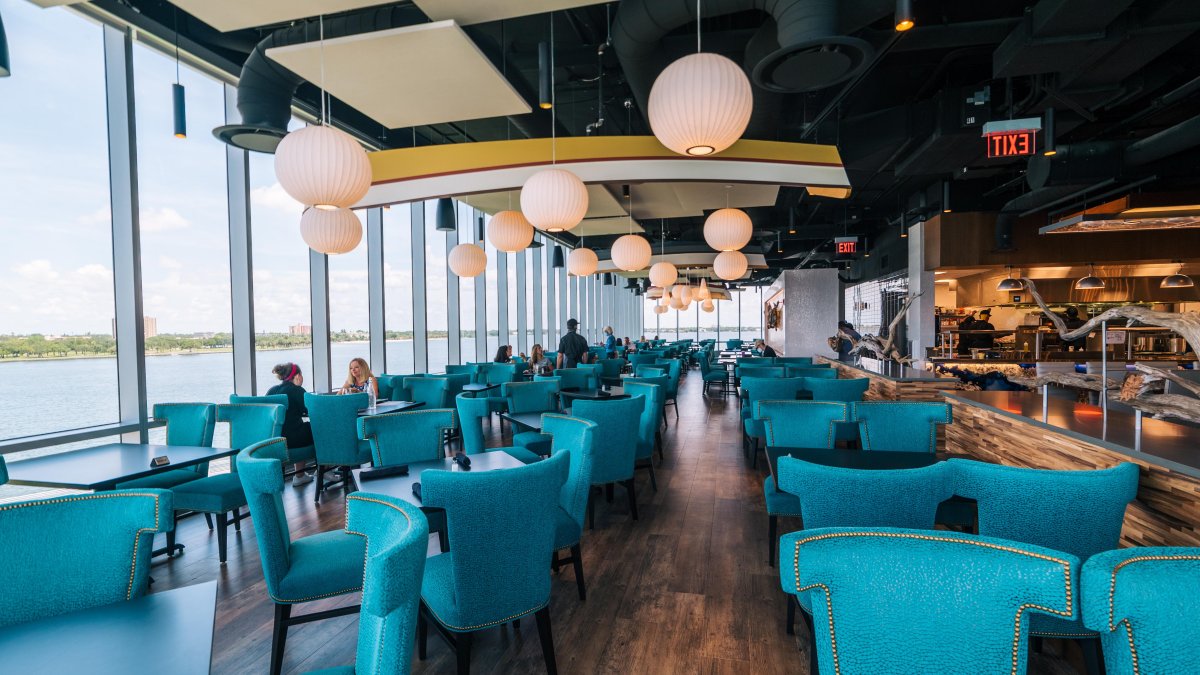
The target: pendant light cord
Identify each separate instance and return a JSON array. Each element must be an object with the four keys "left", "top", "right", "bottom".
[
  {"left": 696, "top": 0, "right": 702, "bottom": 53},
  {"left": 550, "top": 13, "right": 557, "bottom": 164},
  {"left": 173, "top": 8, "right": 180, "bottom": 84},
  {"left": 319, "top": 15, "right": 327, "bottom": 125}
]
